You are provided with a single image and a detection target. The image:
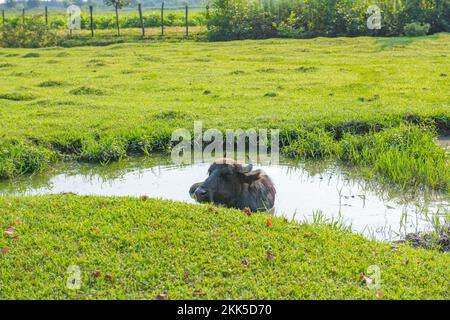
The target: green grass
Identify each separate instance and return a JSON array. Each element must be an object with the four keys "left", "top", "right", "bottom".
[
  {"left": 0, "top": 194, "right": 448, "bottom": 299},
  {"left": 0, "top": 34, "right": 449, "bottom": 191},
  {"left": 283, "top": 125, "right": 450, "bottom": 191}
]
